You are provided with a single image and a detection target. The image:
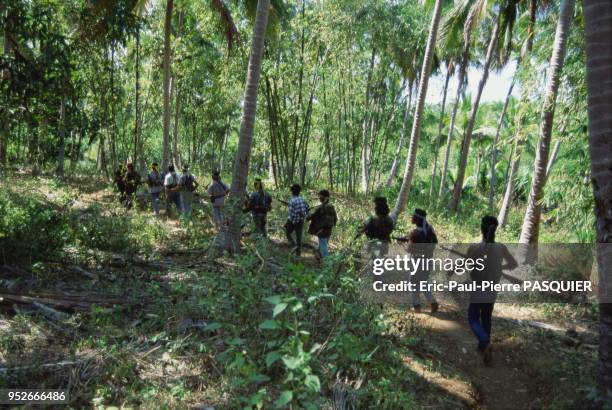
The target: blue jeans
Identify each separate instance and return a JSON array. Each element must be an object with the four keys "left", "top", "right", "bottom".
[
  {"left": 468, "top": 303, "right": 494, "bottom": 351},
  {"left": 180, "top": 191, "right": 194, "bottom": 220},
  {"left": 411, "top": 270, "right": 436, "bottom": 308},
  {"left": 212, "top": 206, "right": 224, "bottom": 227},
  {"left": 252, "top": 213, "right": 267, "bottom": 237},
  {"left": 285, "top": 220, "right": 304, "bottom": 256},
  {"left": 150, "top": 191, "right": 161, "bottom": 214},
  {"left": 318, "top": 236, "right": 329, "bottom": 258},
  {"left": 166, "top": 192, "right": 181, "bottom": 216}
]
